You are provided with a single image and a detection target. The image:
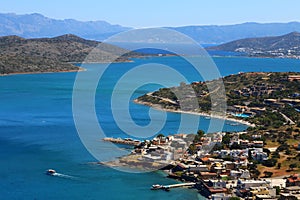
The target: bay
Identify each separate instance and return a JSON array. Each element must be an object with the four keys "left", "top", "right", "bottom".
[{"left": 0, "top": 56, "right": 299, "bottom": 199}]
